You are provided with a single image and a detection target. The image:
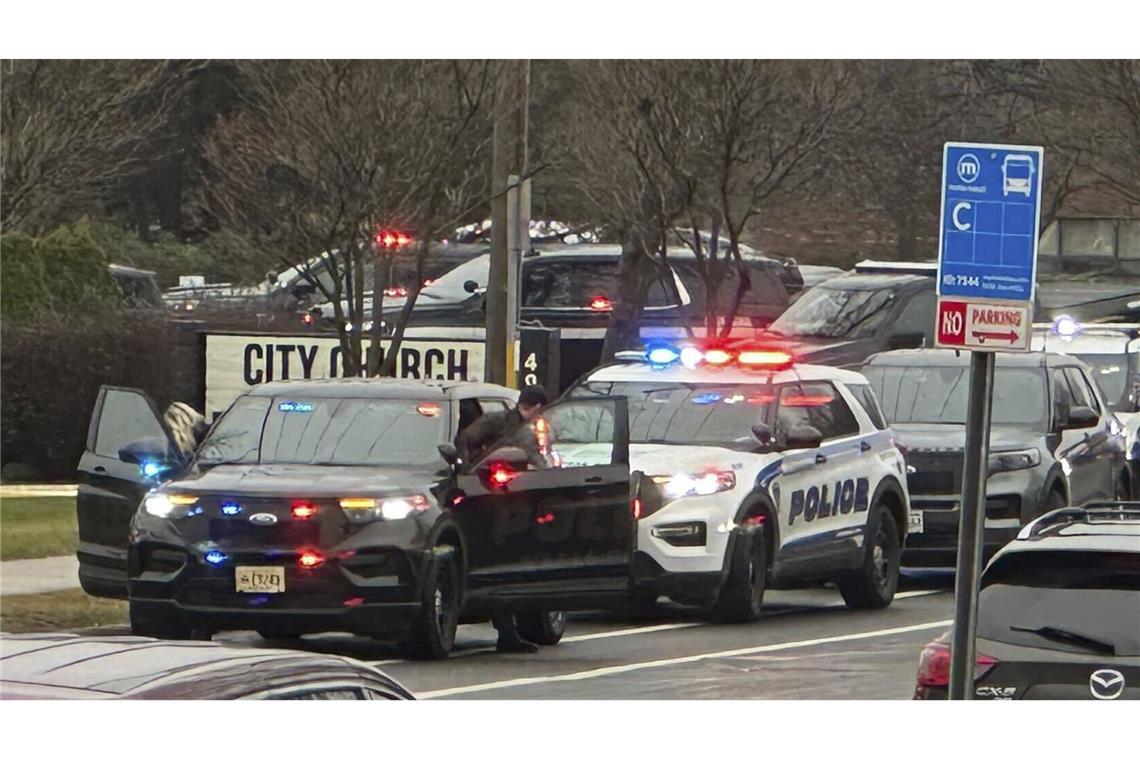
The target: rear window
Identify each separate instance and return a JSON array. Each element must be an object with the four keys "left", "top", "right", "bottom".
[
  {"left": 673, "top": 262, "right": 789, "bottom": 315},
  {"left": 977, "top": 550, "right": 1140, "bottom": 656}
]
